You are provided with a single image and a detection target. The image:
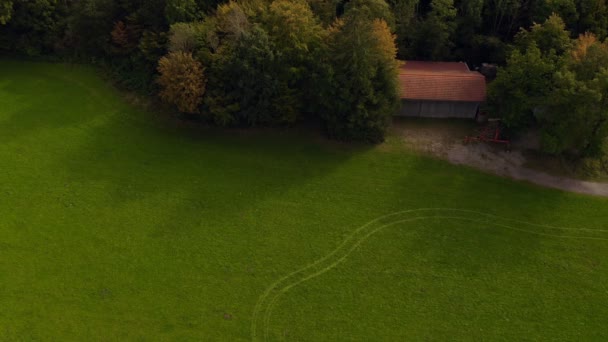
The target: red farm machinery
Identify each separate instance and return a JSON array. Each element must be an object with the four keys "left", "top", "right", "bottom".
[{"left": 464, "top": 118, "right": 511, "bottom": 150}]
